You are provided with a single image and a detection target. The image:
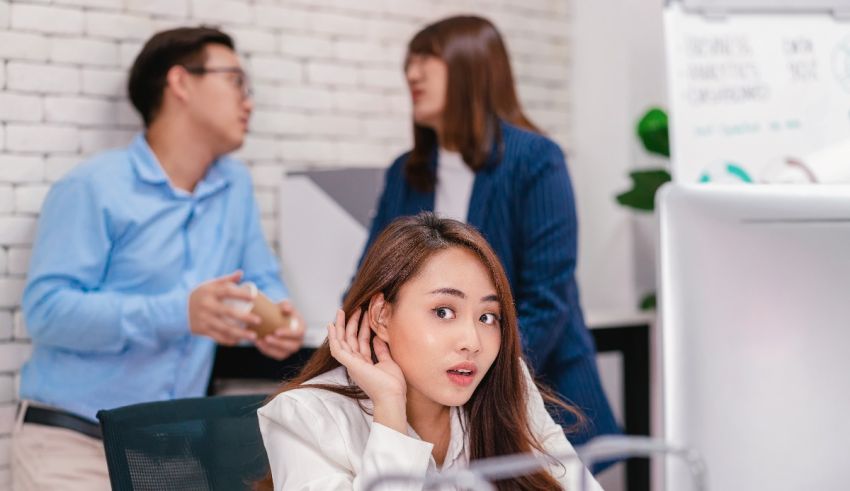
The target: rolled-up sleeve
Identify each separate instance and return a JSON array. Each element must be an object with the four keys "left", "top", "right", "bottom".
[{"left": 22, "top": 178, "right": 190, "bottom": 353}]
